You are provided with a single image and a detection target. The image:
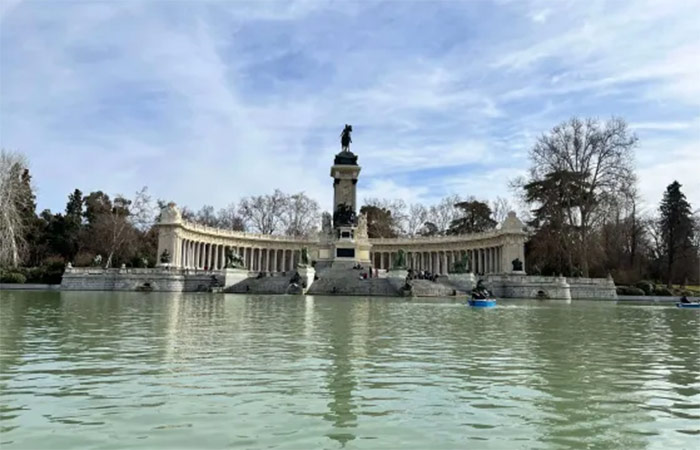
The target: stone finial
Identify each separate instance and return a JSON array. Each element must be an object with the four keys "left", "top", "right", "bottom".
[
  {"left": 501, "top": 211, "right": 525, "bottom": 231},
  {"left": 159, "top": 202, "right": 182, "bottom": 224}
]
